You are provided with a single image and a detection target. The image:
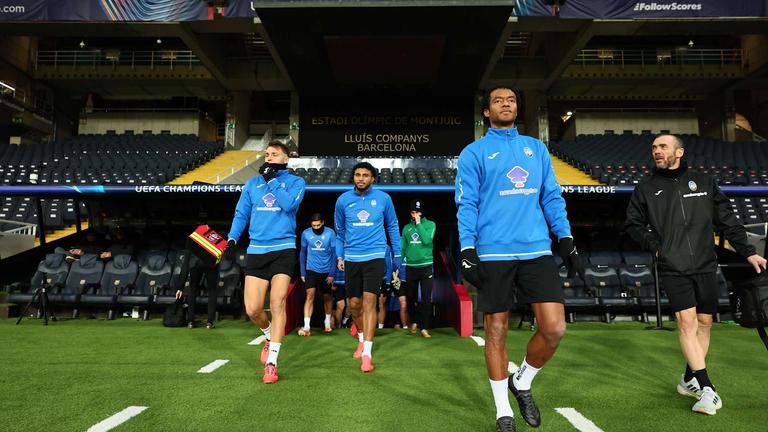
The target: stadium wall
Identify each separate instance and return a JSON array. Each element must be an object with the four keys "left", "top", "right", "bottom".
[
  {"left": 574, "top": 111, "right": 699, "bottom": 136},
  {"left": 78, "top": 112, "right": 200, "bottom": 135}
]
